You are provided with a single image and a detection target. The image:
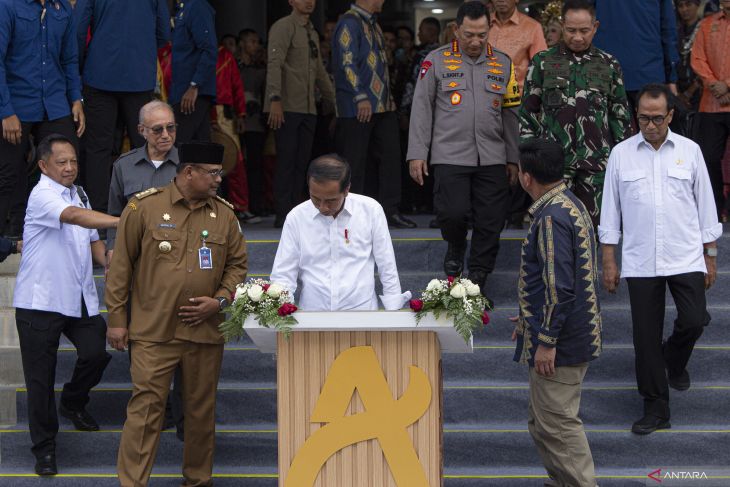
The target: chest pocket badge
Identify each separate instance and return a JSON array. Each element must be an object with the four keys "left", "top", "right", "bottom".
[{"left": 451, "top": 92, "right": 462, "bottom": 106}]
